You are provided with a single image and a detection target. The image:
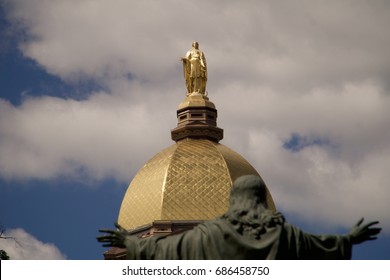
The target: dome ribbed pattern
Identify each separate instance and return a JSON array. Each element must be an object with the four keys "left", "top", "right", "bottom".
[{"left": 118, "top": 139, "right": 275, "bottom": 230}]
